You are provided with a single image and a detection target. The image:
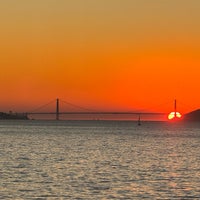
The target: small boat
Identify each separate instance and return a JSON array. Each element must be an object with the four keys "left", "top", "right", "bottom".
[{"left": 138, "top": 114, "right": 141, "bottom": 126}]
